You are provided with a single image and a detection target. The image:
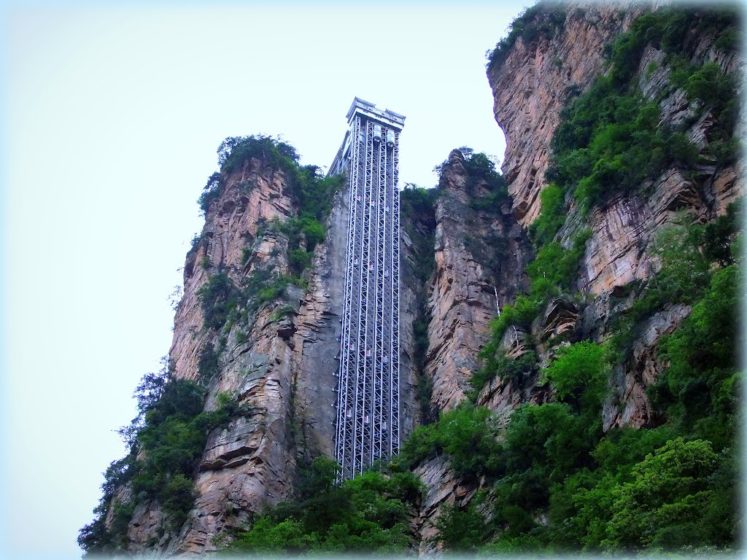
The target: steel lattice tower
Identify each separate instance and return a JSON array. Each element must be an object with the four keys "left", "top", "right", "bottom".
[{"left": 329, "top": 98, "right": 405, "bottom": 479}]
